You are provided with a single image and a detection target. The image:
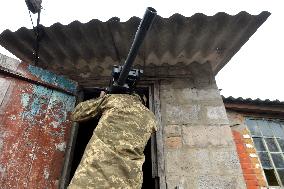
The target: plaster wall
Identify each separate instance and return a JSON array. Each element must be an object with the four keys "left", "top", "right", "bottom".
[{"left": 159, "top": 65, "right": 246, "bottom": 188}]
